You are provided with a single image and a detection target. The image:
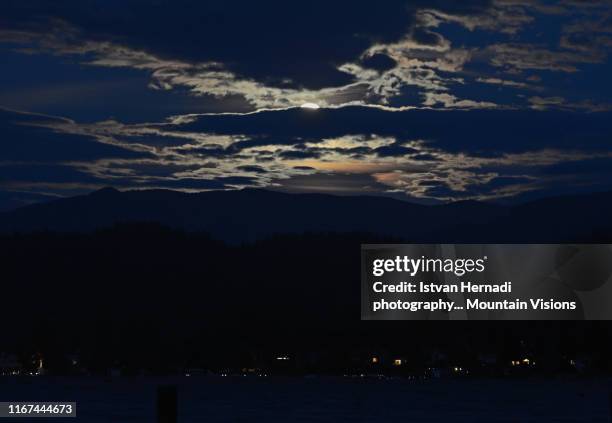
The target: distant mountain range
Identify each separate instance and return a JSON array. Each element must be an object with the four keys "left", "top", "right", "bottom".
[{"left": 1, "top": 188, "right": 611, "bottom": 243}]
